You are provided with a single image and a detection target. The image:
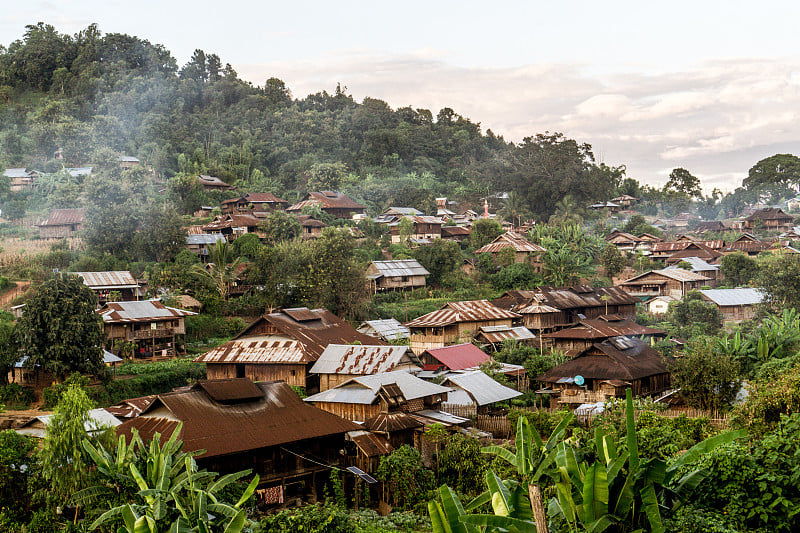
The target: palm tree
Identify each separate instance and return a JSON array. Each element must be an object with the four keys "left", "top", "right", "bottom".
[
  {"left": 193, "top": 240, "right": 242, "bottom": 301},
  {"left": 499, "top": 191, "right": 528, "bottom": 229}
]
